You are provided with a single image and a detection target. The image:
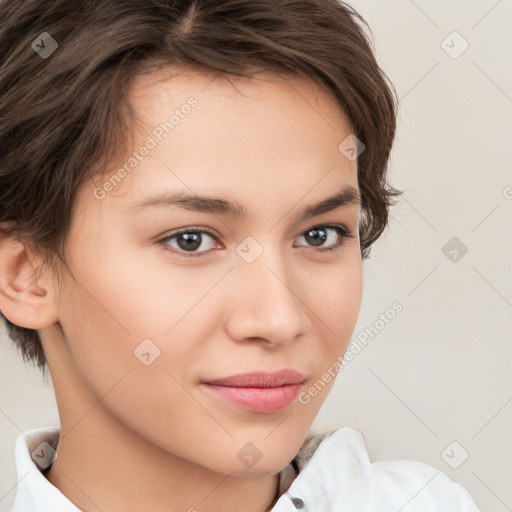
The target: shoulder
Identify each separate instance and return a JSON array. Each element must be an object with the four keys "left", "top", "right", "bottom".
[{"left": 280, "top": 427, "right": 480, "bottom": 511}]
